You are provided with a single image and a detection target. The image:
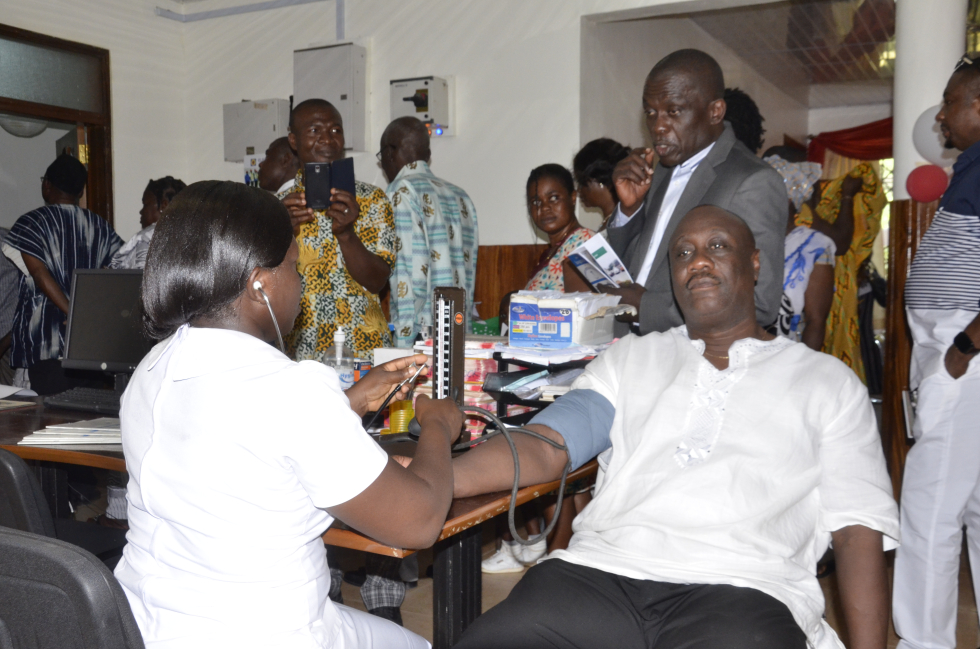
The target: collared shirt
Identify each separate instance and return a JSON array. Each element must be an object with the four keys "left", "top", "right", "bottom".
[
  {"left": 4, "top": 205, "right": 122, "bottom": 367},
  {"left": 275, "top": 178, "right": 296, "bottom": 200},
  {"left": 110, "top": 223, "right": 156, "bottom": 269},
  {"left": 0, "top": 229, "right": 20, "bottom": 339},
  {"left": 633, "top": 142, "right": 715, "bottom": 286},
  {"left": 549, "top": 327, "right": 898, "bottom": 649},
  {"left": 115, "top": 326, "right": 388, "bottom": 647},
  {"left": 905, "top": 138, "right": 980, "bottom": 312},
  {"left": 286, "top": 174, "right": 396, "bottom": 360},
  {"left": 386, "top": 161, "right": 478, "bottom": 347}
]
